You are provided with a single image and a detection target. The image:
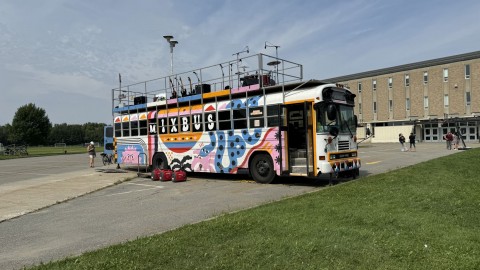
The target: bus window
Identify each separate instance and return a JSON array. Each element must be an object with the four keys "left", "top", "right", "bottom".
[
  {"left": 168, "top": 116, "right": 179, "bottom": 134},
  {"left": 267, "top": 105, "right": 283, "bottom": 127},
  {"left": 233, "top": 109, "right": 247, "bottom": 129},
  {"left": 315, "top": 103, "right": 355, "bottom": 134},
  {"left": 114, "top": 123, "right": 121, "bottom": 137},
  {"left": 218, "top": 111, "right": 231, "bottom": 130},
  {"left": 249, "top": 106, "right": 264, "bottom": 128},
  {"left": 192, "top": 114, "right": 203, "bottom": 132},
  {"left": 131, "top": 120, "right": 139, "bottom": 136},
  {"left": 122, "top": 122, "right": 130, "bottom": 137},
  {"left": 139, "top": 120, "right": 147, "bottom": 135}
]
